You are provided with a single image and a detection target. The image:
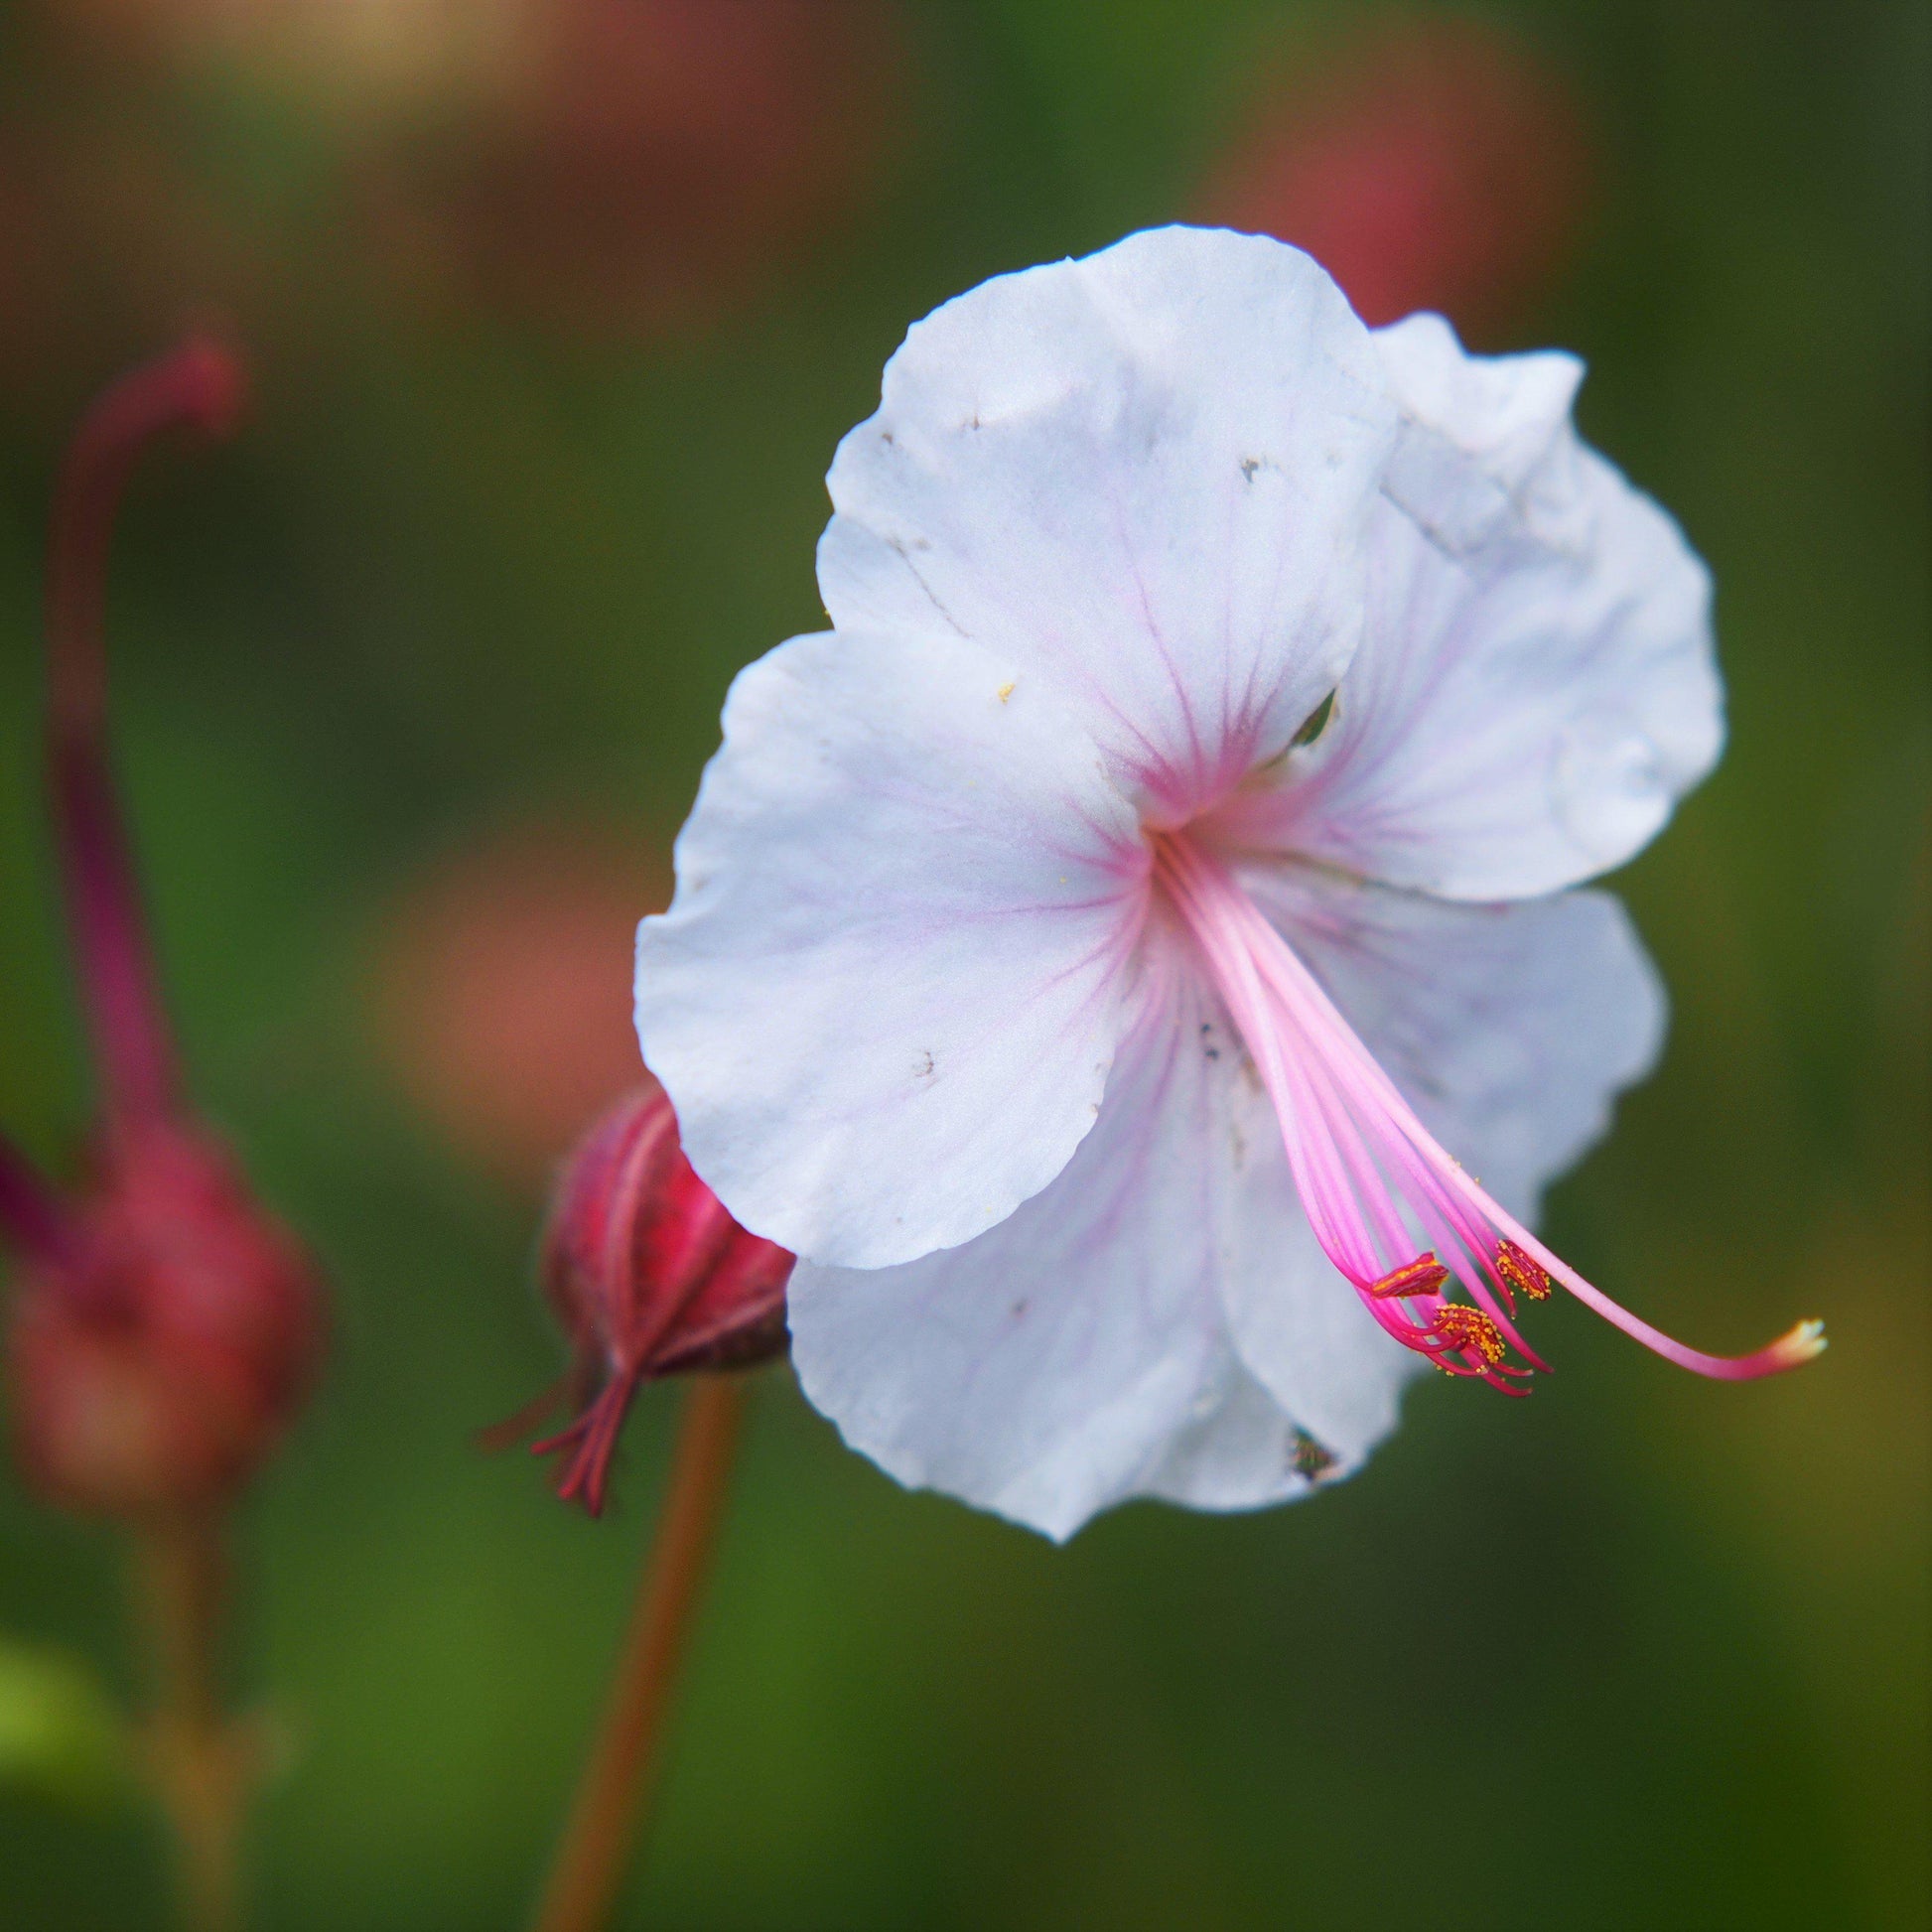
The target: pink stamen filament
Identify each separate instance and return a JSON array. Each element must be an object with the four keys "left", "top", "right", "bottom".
[
  {"left": 46, "top": 337, "right": 247, "bottom": 1129},
  {"left": 1154, "top": 834, "right": 1825, "bottom": 1386}
]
